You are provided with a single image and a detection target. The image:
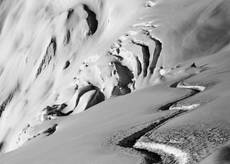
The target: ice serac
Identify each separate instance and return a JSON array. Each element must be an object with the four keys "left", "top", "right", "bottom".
[{"left": 0, "top": 0, "right": 230, "bottom": 164}]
